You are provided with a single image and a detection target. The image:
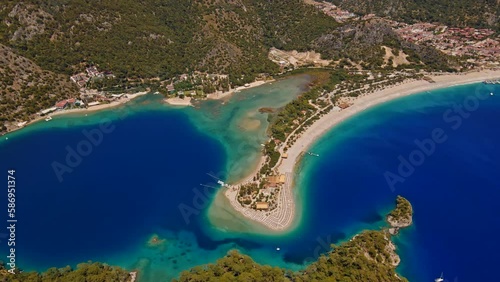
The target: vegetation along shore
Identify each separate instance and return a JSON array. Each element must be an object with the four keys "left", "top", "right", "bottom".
[
  {"left": 222, "top": 69, "right": 500, "bottom": 232},
  {"left": 1, "top": 0, "right": 499, "bottom": 280}
]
